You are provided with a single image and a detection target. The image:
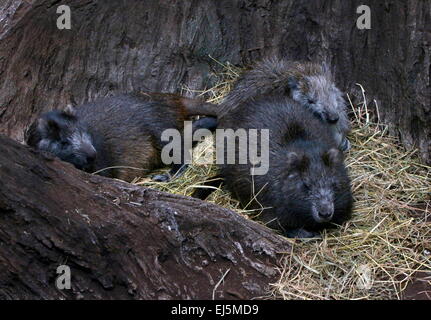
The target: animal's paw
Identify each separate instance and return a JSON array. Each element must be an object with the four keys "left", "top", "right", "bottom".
[
  {"left": 340, "top": 138, "right": 351, "bottom": 152},
  {"left": 151, "top": 173, "right": 171, "bottom": 182},
  {"left": 285, "top": 228, "right": 321, "bottom": 239}
]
